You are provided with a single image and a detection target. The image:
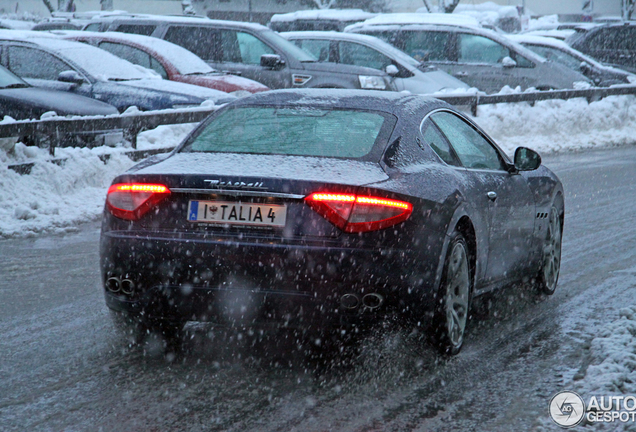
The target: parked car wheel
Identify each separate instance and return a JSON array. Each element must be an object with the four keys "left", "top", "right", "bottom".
[{"left": 431, "top": 232, "right": 472, "bottom": 356}]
